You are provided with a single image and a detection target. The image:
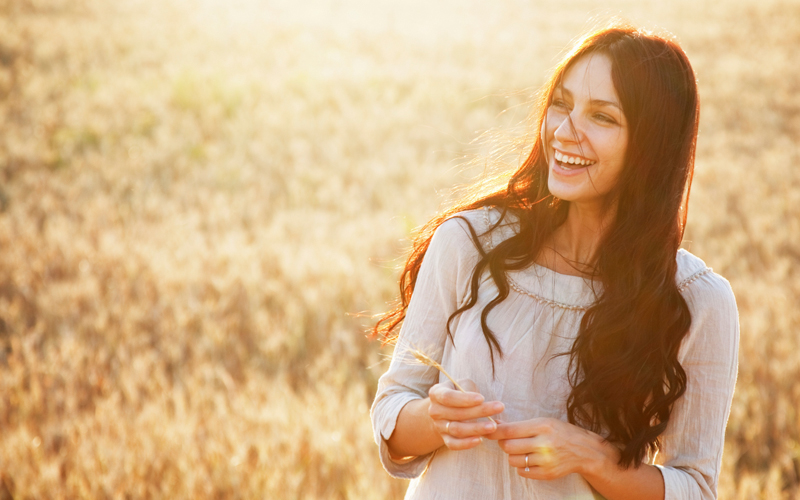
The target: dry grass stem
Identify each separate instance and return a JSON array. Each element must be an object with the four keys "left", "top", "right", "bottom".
[{"left": 408, "top": 346, "right": 497, "bottom": 424}]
